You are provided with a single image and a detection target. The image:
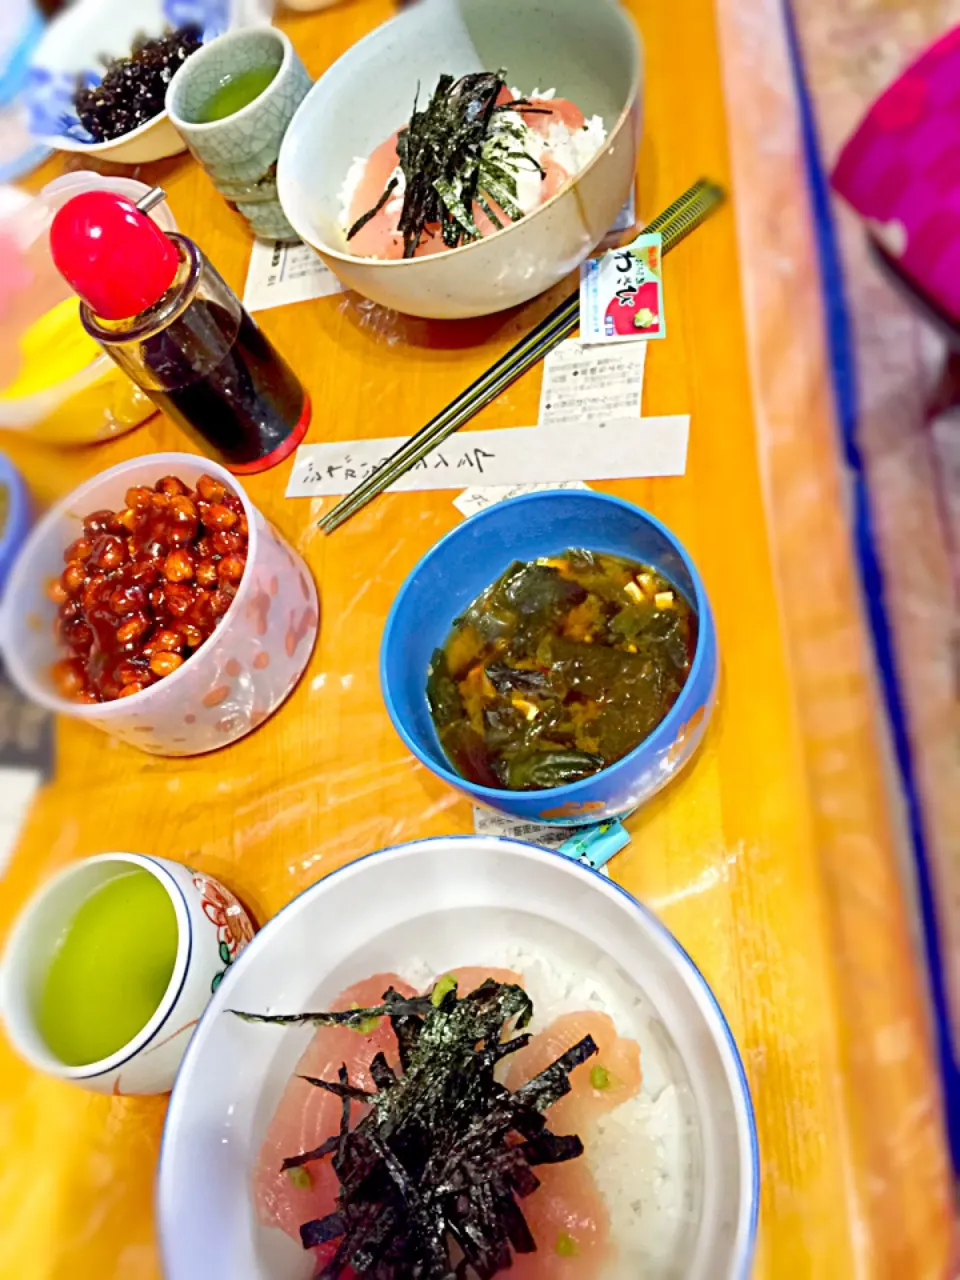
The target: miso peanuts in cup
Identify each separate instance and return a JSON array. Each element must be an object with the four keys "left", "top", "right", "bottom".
[{"left": 48, "top": 473, "right": 250, "bottom": 704}]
